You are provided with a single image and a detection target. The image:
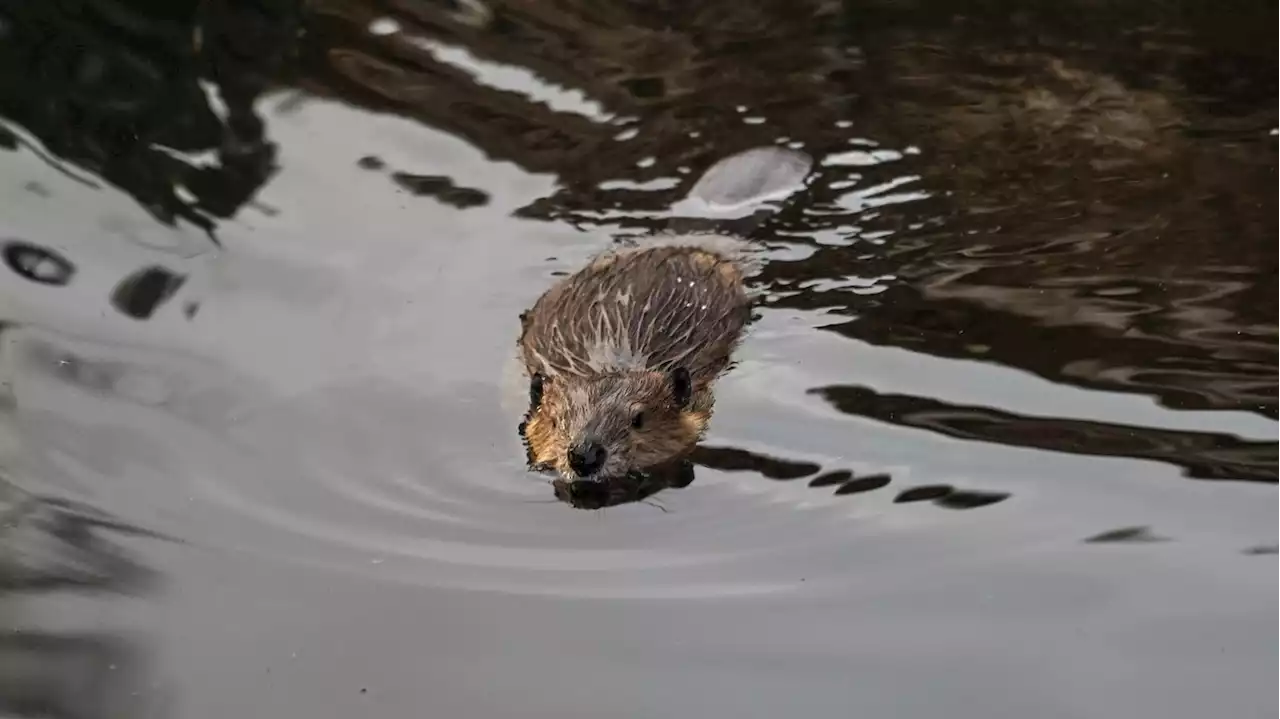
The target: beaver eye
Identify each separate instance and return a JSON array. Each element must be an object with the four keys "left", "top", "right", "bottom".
[{"left": 630, "top": 410, "right": 645, "bottom": 430}]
